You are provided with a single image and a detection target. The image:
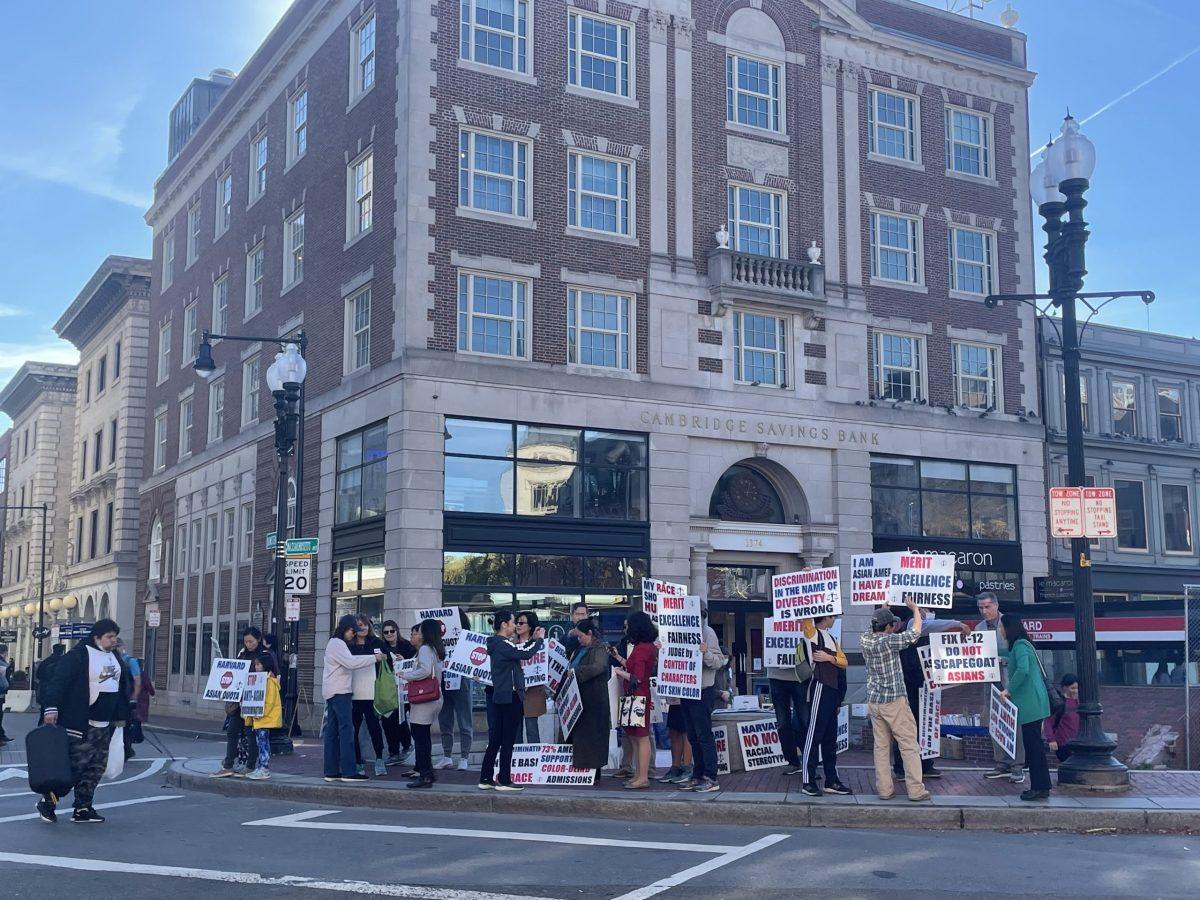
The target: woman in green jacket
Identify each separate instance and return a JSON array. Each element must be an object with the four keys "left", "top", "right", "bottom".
[{"left": 999, "top": 614, "right": 1052, "bottom": 800}]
